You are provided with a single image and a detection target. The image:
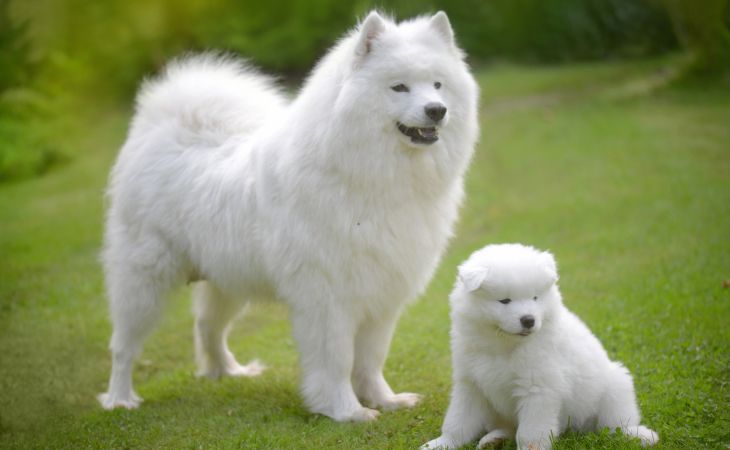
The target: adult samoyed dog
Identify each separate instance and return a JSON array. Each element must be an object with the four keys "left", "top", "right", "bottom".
[
  {"left": 422, "top": 244, "right": 658, "bottom": 449},
  {"left": 98, "top": 11, "right": 479, "bottom": 422}
]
